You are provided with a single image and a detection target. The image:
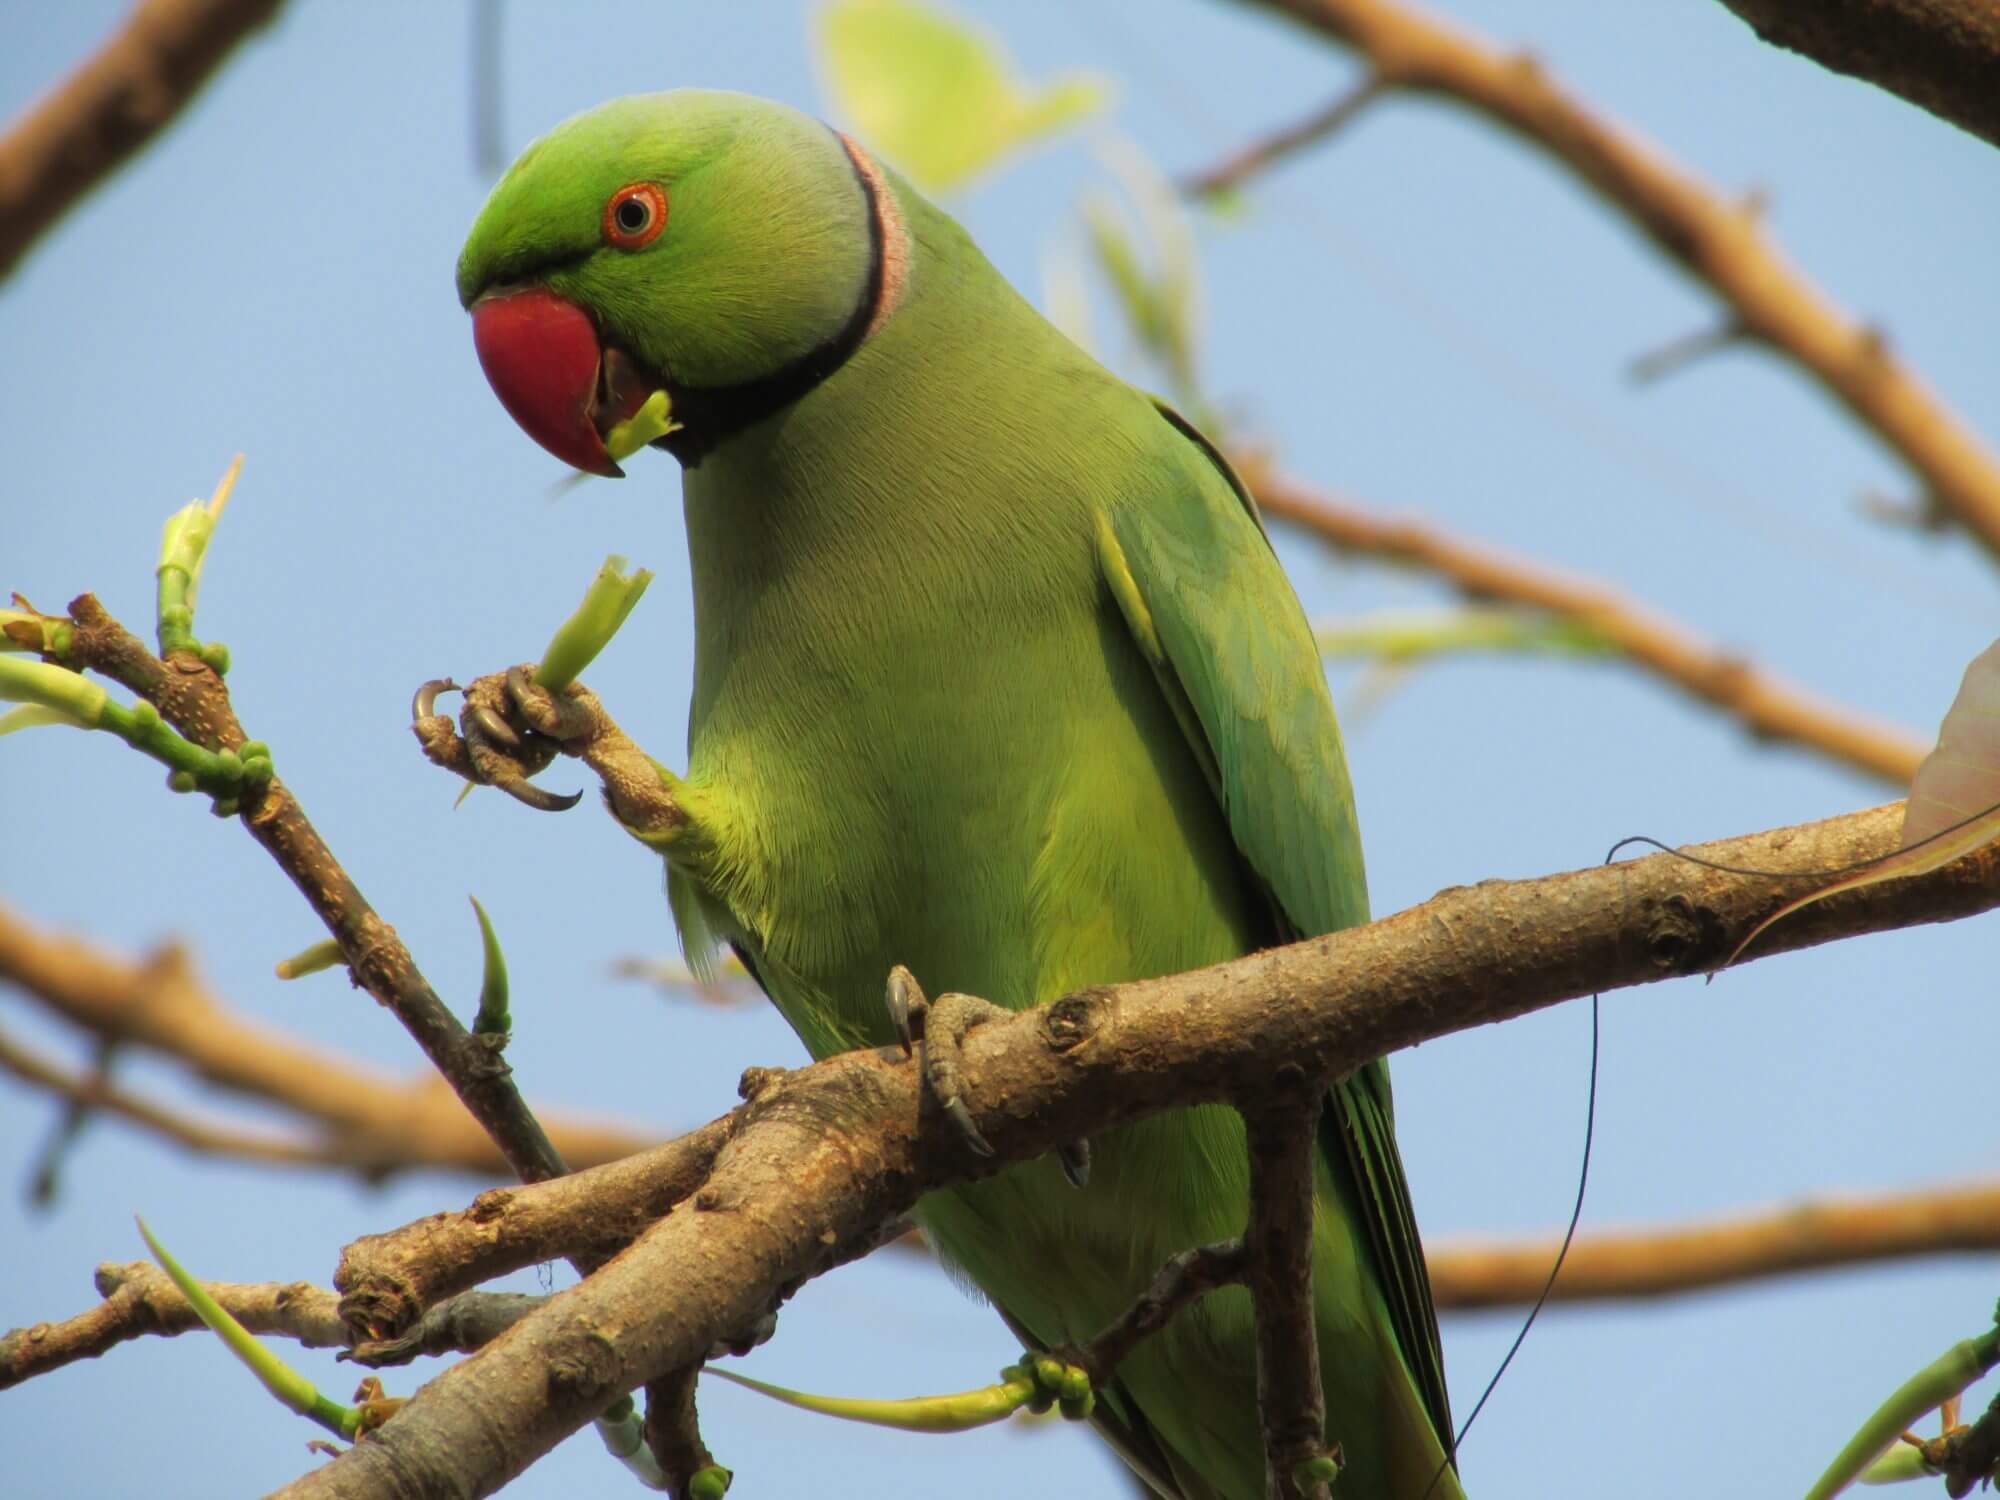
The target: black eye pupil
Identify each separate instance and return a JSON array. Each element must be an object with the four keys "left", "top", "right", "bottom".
[{"left": 616, "top": 198, "right": 649, "bottom": 233}]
